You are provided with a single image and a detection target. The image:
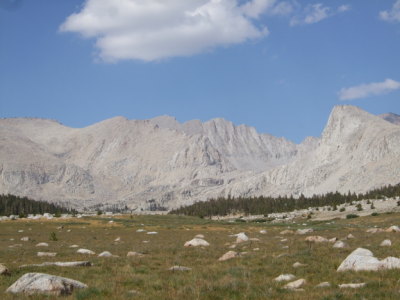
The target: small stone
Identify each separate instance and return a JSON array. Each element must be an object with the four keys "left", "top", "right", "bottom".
[
  {"left": 36, "top": 243, "right": 49, "bottom": 247},
  {"left": 259, "top": 230, "right": 267, "bottom": 234},
  {"left": 234, "top": 232, "right": 249, "bottom": 243},
  {"left": 280, "top": 230, "right": 294, "bottom": 235},
  {"left": 218, "top": 251, "right": 238, "bottom": 261},
  {"left": 37, "top": 252, "right": 57, "bottom": 257},
  {"left": 380, "top": 239, "right": 392, "bottom": 247},
  {"left": 147, "top": 231, "right": 158, "bottom": 235},
  {"left": 296, "top": 228, "right": 313, "bottom": 235},
  {"left": 77, "top": 249, "right": 95, "bottom": 255},
  {"left": 274, "top": 274, "right": 295, "bottom": 282},
  {"left": 339, "top": 283, "right": 366, "bottom": 289},
  {"left": 285, "top": 279, "right": 306, "bottom": 290},
  {"left": 293, "top": 262, "right": 307, "bottom": 268},
  {"left": 127, "top": 252, "right": 144, "bottom": 257},
  {"left": 69, "top": 245, "right": 79, "bottom": 248},
  {"left": 168, "top": 266, "right": 191, "bottom": 271},
  {"left": 20, "top": 237, "right": 30, "bottom": 242},
  {"left": 136, "top": 229, "right": 146, "bottom": 232},
  {"left": 333, "top": 241, "right": 348, "bottom": 248},
  {"left": 329, "top": 237, "right": 338, "bottom": 243},
  {"left": 0, "top": 264, "right": 10, "bottom": 276},
  {"left": 305, "top": 236, "right": 328, "bottom": 243},
  {"left": 114, "top": 237, "right": 121, "bottom": 242},
  {"left": 194, "top": 234, "right": 204, "bottom": 239},
  {"left": 386, "top": 225, "right": 400, "bottom": 233},
  {"left": 98, "top": 251, "right": 117, "bottom": 257},
  {"left": 315, "top": 282, "right": 331, "bottom": 288},
  {"left": 347, "top": 234, "right": 355, "bottom": 239},
  {"left": 184, "top": 238, "right": 210, "bottom": 247}
]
